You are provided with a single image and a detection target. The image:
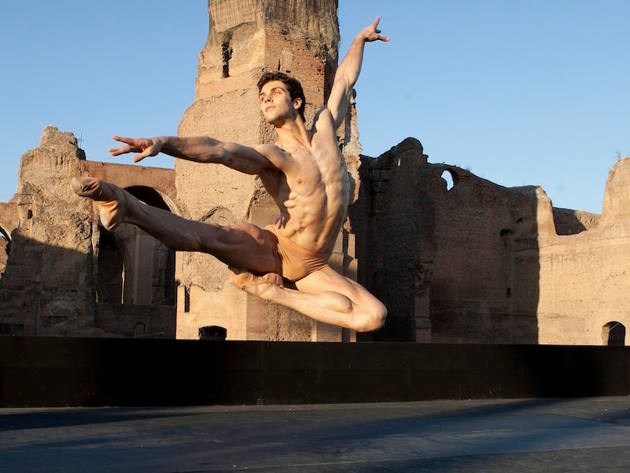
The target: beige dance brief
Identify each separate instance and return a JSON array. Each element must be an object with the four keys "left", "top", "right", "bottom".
[{"left": 264, "top": 225, "right": 329, "bottom": 282}]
